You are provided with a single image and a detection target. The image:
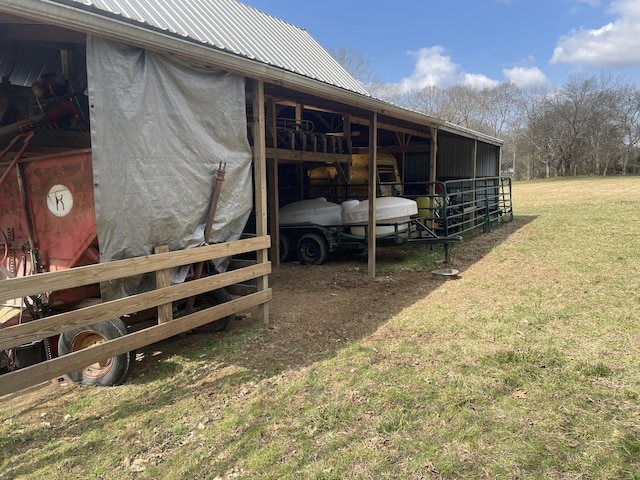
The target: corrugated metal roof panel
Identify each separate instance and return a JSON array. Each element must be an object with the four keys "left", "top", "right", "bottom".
[{"left": 55, "top": 0, "right": 370, "bottom": 96}]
